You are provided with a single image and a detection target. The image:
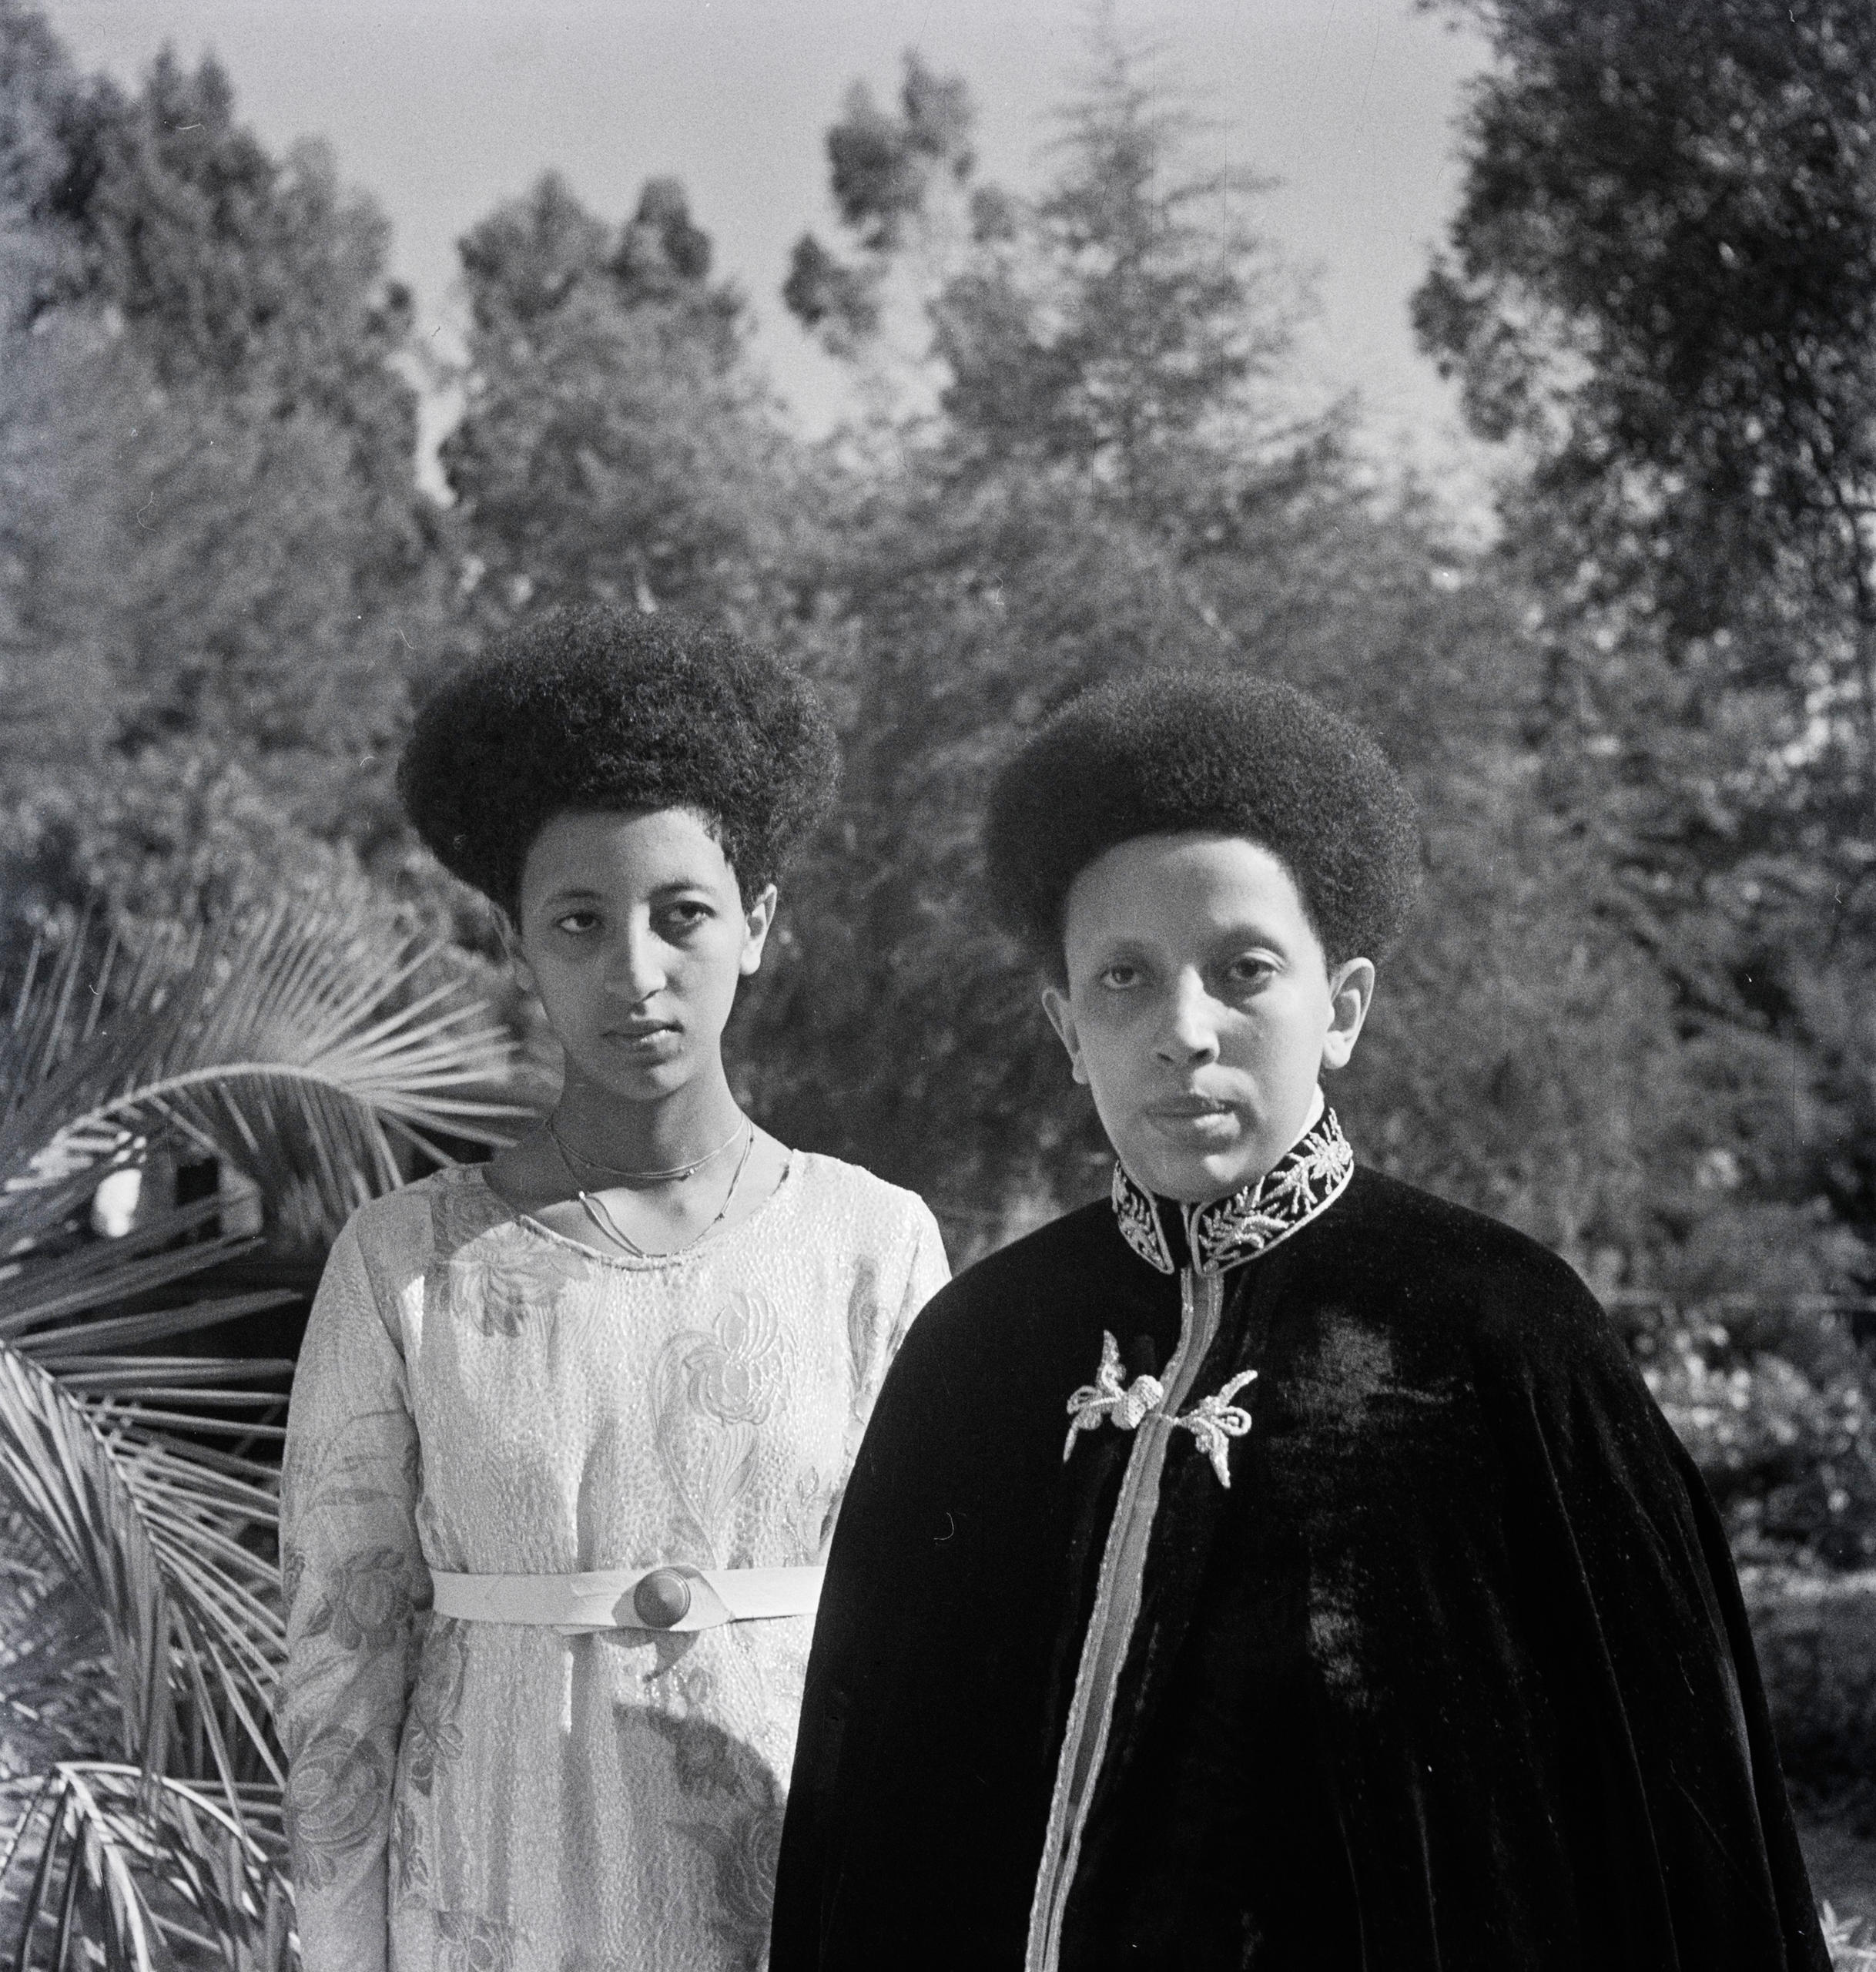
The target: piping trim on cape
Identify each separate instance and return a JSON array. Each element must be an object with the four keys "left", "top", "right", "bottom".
[
  {"left": 1025, "top": 1112, "right": 1355, "bottom": 1971},
  {"left": 1024, "top": 1269, "right": 1221, "bottom": 1972}
]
